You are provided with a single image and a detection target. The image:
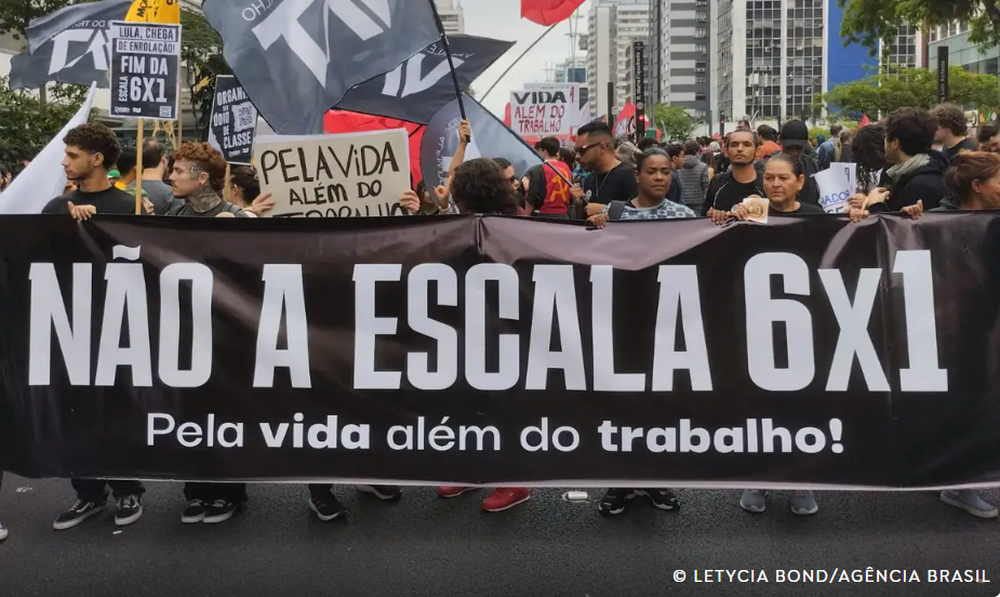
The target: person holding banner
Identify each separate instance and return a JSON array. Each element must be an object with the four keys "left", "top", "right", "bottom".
[
  {"left": 42, "top": 123, "right": 149, "bottom": 530},
  {"left": 164, "top": 143, "right": 248, "bottom": 523},
  {"left": 42, "top": 124, "right": 136, "bottom": 220},
  {"left": 574, "top": 123, "right": 638, "bottom": 216},
  {"left": 587, "top": 147, "right": 697, "bottom": 230},
  {"left": 167, "top": 144, "right": 247, "bottom": 219},
  {"left": 704, "top": 130, "right": 766, "bottom": 221}
]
